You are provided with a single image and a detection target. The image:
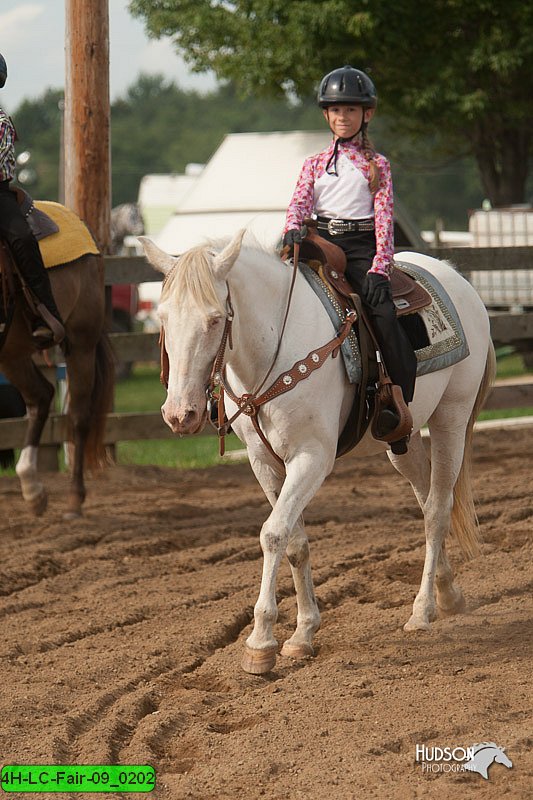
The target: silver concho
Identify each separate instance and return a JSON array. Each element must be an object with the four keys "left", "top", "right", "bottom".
[
  {"left": 311, "top": 353, "right": 320, "bottom": 363},
  {"left": 298, "top": 364, "right": 308, "bottom": 374},
  {"left": 283, "top": 375, "right": 293, "bottom": 385}
]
